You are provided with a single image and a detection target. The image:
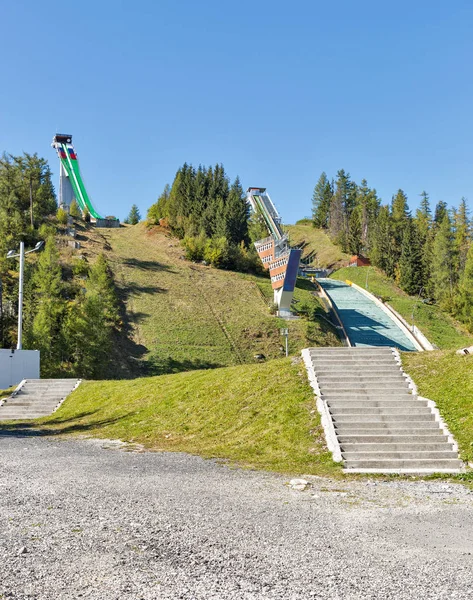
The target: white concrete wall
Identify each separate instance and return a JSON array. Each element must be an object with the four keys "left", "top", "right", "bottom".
[{"left": 0, "top": 349, "right": 40, "bottom": 389}]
